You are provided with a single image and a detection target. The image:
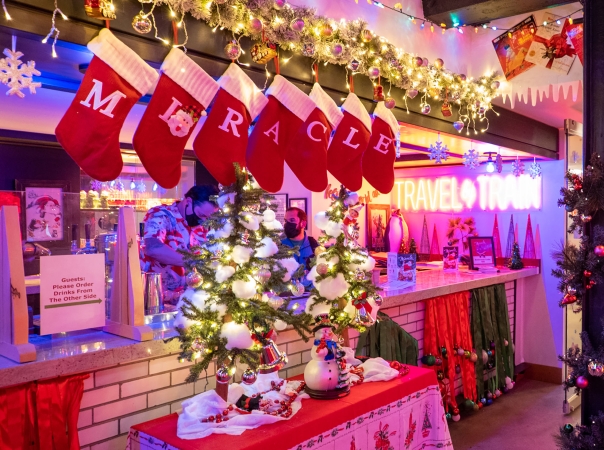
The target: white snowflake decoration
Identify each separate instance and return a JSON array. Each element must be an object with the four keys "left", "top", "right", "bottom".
[
  {"left": 137, "top": 180, "right": 146, "bottom": 193},
  {"left": 462, "top": 149, "right": 479, "bottom": 169},
  {"left": 428, "top": 135, "right": 449, "bottom": 164},
  {"left": 0, "top": 48, "right": 41, "bottom": 98},
  {"left": 511, "top": 158, "right": 525, "bottom": 177},
  {"left": 528, "top": 160, "right": 542, "bottom": 179}
]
